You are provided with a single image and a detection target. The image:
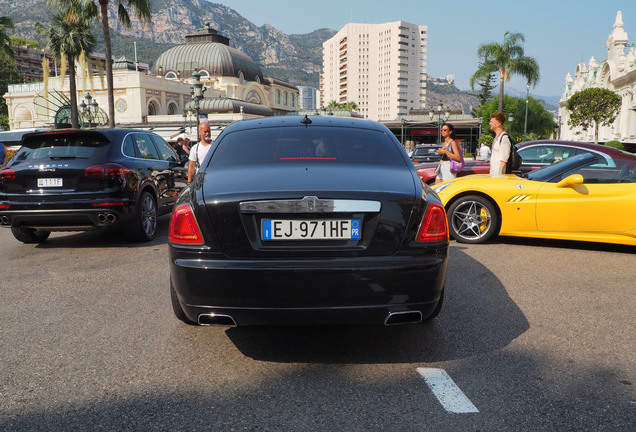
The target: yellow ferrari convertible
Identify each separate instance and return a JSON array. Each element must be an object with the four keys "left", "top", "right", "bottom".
[{"left": 432, "top": 152, "right": 636, "bottom": 246}]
